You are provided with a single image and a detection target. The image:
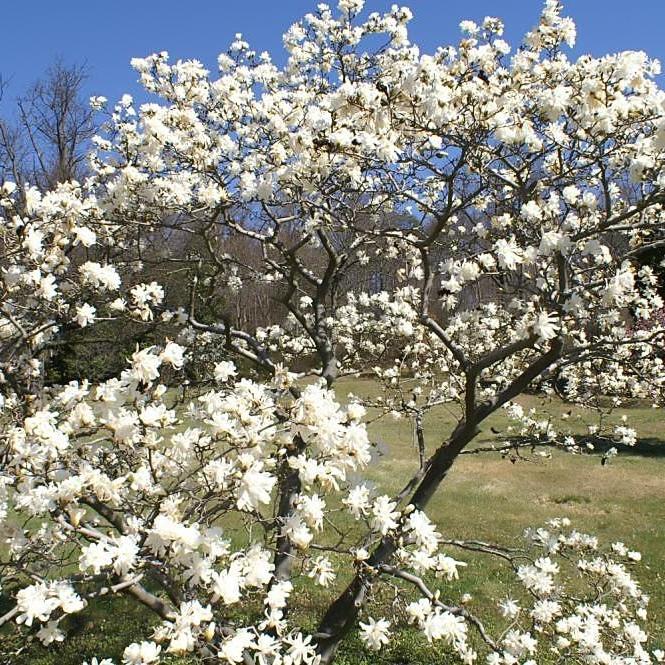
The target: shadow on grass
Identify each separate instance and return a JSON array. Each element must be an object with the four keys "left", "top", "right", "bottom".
[
  {"left": 625, "top": 437, "right": 665, "bottom": 457},
  {"left": 488, "top": 435, "right": 665, "bottom": 459},
  {"left": 583, "top": 436, "right": 665, "bottom": 458},
  {"left": 573, "top": 436, "right": 665, "bottom": 459}
]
